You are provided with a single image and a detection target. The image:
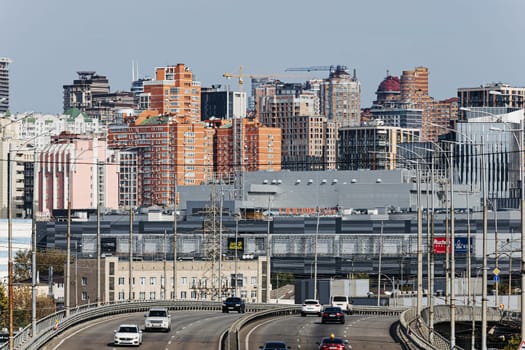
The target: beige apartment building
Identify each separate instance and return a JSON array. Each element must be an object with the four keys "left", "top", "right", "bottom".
[
  {"left": 68, "top": 256, "right": 269, "bottom": 306},
  {"left": 257, "top": 89, "right": 336, "bottom": 170}
]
